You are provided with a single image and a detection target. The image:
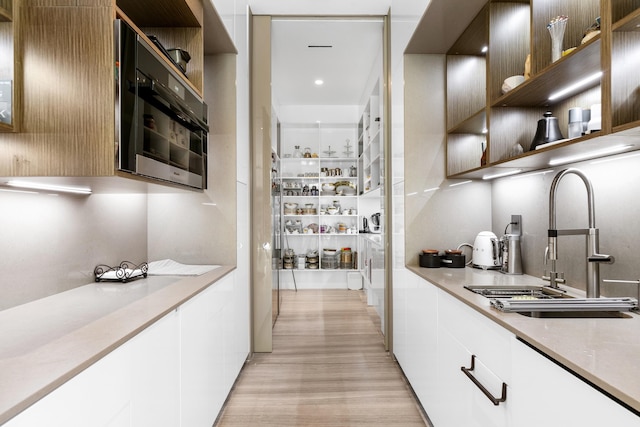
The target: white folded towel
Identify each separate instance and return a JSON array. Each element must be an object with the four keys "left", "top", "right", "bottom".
[{"left": 147, "top": 259, "right": 220, "bottom": 276}]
